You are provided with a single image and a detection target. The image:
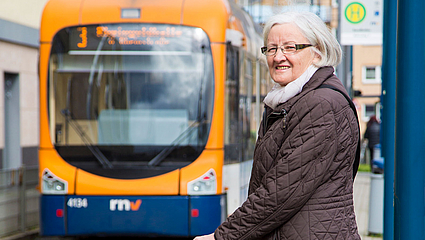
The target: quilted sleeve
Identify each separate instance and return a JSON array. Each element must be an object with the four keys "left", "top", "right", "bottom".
[{"left": 214, "top": 97, "right": 339, "bottom": 240}]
